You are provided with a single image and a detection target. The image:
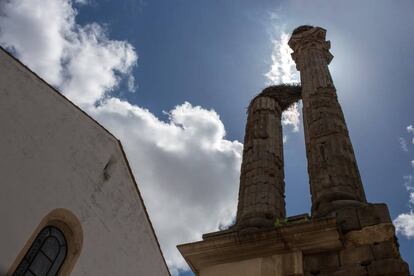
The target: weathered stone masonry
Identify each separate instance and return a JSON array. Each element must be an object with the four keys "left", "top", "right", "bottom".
[
  {"left": 178, "top": 26, "right": 410, "bottom": 276},
  {"left": 291, "top": 25, "right": 409, "bottom": 276},
  {"left": 236, "top": 85, "right": 301, "bottom": 229},
  {"left": 289, "top": 26, "right": 367, "bottom": 218}
]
